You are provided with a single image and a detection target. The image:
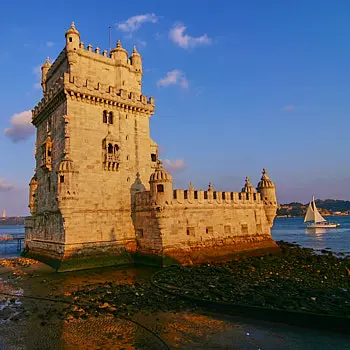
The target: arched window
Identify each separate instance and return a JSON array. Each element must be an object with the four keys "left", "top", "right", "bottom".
[
  {"left": 108, "top": 112, "right": 113, "bottom": 124},
  {"left": 114, "top": 144, "right": 119, "bottom": 153},
  {"left": 103, "top": 110, "right": 108, "bottom": 123},
  {"left": 108, "top": 143, "right": 113, "bottom": 154},
  {"left": 157, "top": 184, "right": 164, "bottom": 192}
]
